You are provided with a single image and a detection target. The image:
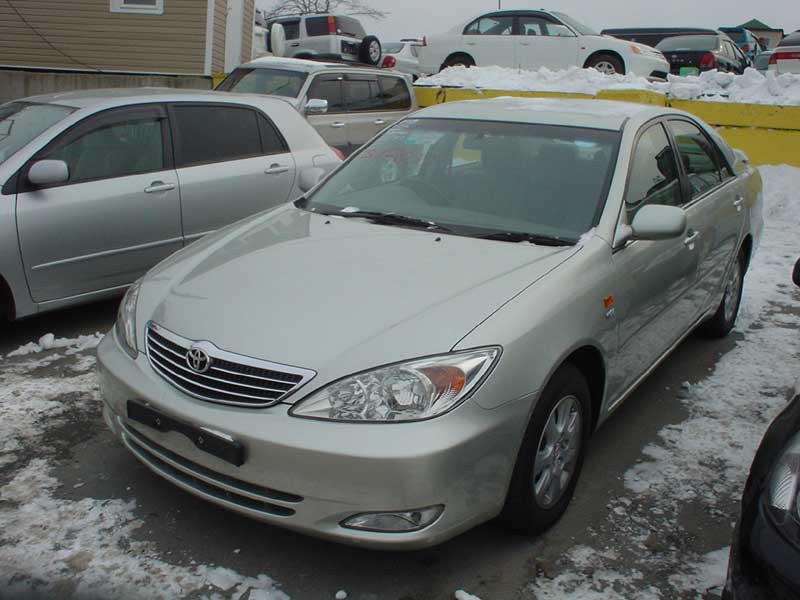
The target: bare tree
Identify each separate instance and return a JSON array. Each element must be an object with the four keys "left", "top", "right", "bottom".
[{"left": 262, "top": 0, "right": 388, "bottom": 20}]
